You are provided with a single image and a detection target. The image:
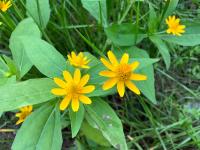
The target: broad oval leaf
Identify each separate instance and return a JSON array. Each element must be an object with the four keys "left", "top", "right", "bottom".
[
  {"left": 17, "top": 37, "right": 66, "bottom": 78},
  {"left": 12, "top": 103, "right": 62, "bottom": 150},
  {"left": 85, "top": 98, "right": 128, "bottom": 150},
  {"left": 0, "top": 78, "right": 56, "bottom": 112},
  {"left": 105, "top": 23, "right": 146, "bottom": 46},
  {"left": 9, "top": 18, "right": 41, "bottom": 78},
  {"left": 26, "top": 0, "right": 51, "bottom": 29},
  {"left": 160, "top": 25, "right": 200, "bottom": 46},
  {"left": 81, "top": 120, "right": 111, "bottom": 147}
]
